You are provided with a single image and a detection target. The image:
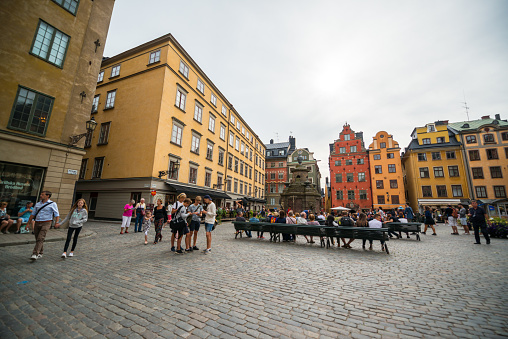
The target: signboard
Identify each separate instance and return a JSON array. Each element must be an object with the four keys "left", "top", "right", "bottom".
[
  {"left": 488, "top": 205, "right": 495, "bottom": 211},
  {"left": 67, "top": 169, "right": 78, "bottom": 175}
]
